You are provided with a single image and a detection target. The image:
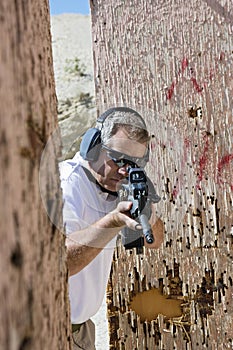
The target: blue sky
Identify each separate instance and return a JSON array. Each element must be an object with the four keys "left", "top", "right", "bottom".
[{"left": 49, "top": 0, "right": 90, "bottom": 15}]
